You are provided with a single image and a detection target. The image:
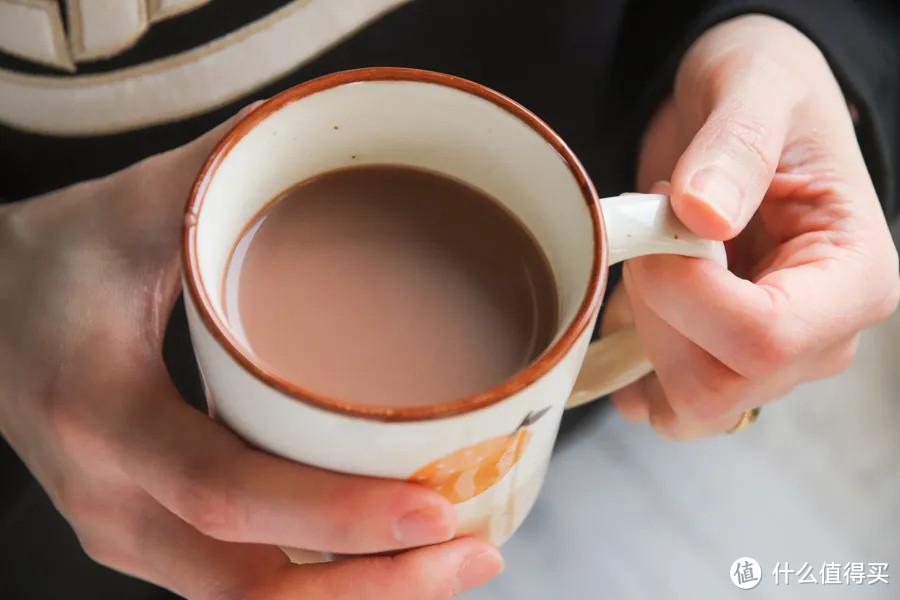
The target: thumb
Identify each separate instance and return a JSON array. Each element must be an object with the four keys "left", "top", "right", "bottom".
[
  {"left": 140, "top": 99, "right": 265, "bottom": 200},
  {"left": 122, "top": 99, "right": 266, "bottom": 244},
  {"left": 670, "top": 64, "right": 793, "bottom": 240}
]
